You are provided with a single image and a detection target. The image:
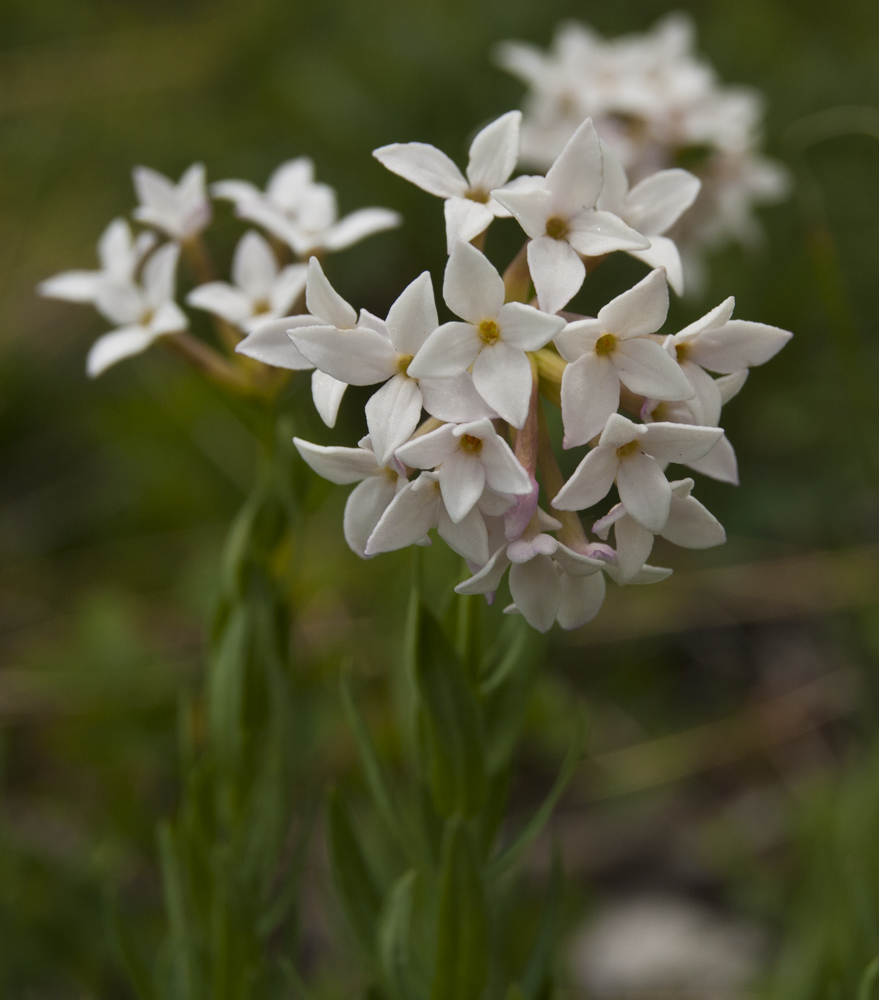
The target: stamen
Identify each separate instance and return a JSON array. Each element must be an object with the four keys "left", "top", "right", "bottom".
[
  {"left": 459, "top": 434, "right": 483, "bottom": 454},
  {"left": 398, "top": 354, "right": 414, "bottom": 375},
  {"left": 478, "top": 319, "right": 500, "bottom": 345},
  {"left": 545, "top": 216, "right": 569, "bottom": 240},
  {"left": 595, "top": 333, "right": 617, "bottom": 356},
  {"left": 616, "top": 439, "right": 640, "bottom": 459}
]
